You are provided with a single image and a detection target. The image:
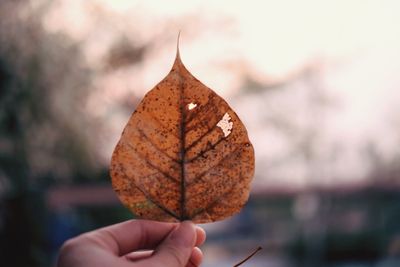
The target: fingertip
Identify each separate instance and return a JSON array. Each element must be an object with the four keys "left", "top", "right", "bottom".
[
  {"left": 145, "top": 221, "right": 197, "bottom": 267},
  {"left": 189, "top": 247, "right": 203, "bottom": 267},
  {"left": 195, "top": 226, "right": 206, "bottom": 246},
  {"left": 169, "top": 221, "right": 196, "bottom": 247}
]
